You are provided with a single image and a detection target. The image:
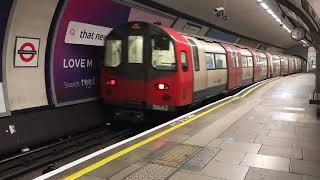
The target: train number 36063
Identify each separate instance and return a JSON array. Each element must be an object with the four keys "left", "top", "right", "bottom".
[{"left": 152, "top": 105, "right": 169, "bottom": 111}]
